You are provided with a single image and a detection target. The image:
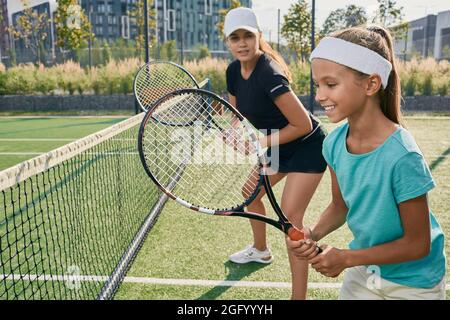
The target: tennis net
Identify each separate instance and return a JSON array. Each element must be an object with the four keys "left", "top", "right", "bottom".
[{"left": 0, "top": 112, "right": 167, "bottom": 300}]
